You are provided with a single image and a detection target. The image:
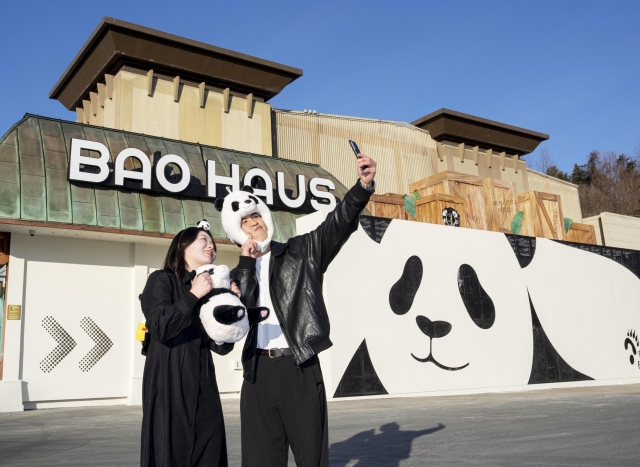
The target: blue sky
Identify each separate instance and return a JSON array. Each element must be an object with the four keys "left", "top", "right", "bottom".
[{"left": 1, "top": 0, "right": 638, "bottom": 173}]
